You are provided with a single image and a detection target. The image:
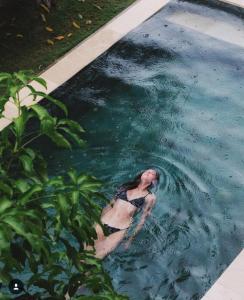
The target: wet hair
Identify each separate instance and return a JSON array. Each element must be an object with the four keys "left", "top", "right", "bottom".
[{"left": 118, "top": 169, "right": 160, "bottom": 193}]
